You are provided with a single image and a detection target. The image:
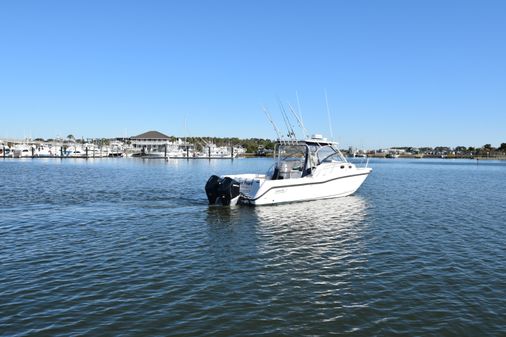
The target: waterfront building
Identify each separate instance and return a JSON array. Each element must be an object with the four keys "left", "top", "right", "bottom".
[{"left": 130, "top": 130, "right": 172, "bottom": 156}]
